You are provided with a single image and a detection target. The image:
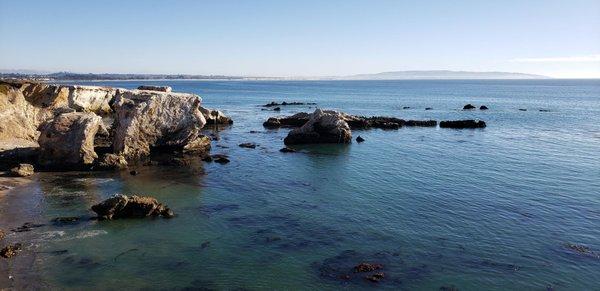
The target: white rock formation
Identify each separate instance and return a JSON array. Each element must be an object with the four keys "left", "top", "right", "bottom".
[
  {"left": 112, "top": 90, "right": 208, "bottom": 160},
  {"left": 38, "top": 112, "right": 105, "bottom": 167}
]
